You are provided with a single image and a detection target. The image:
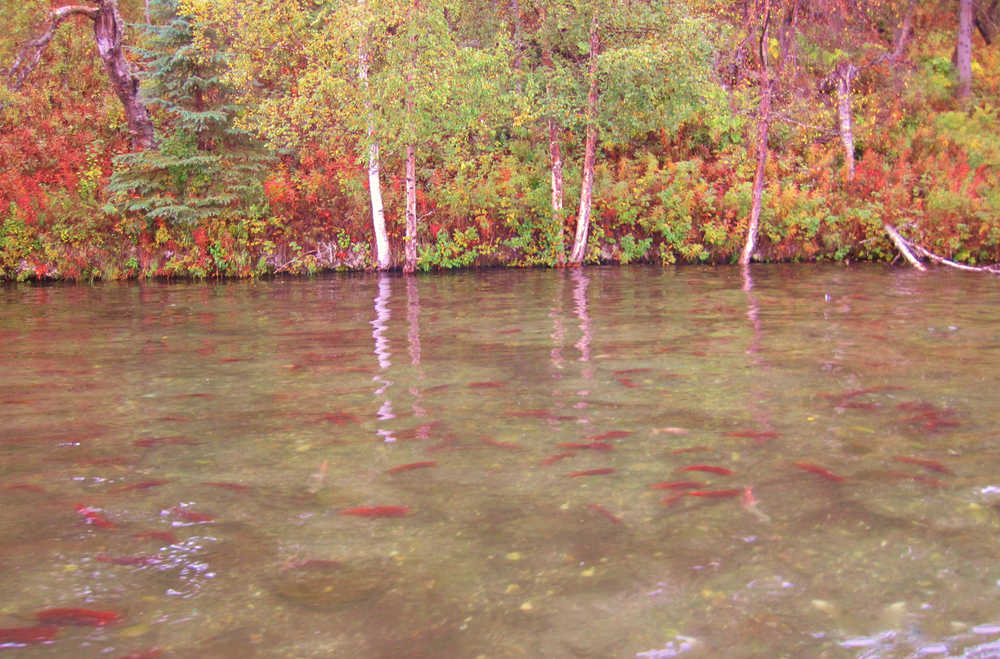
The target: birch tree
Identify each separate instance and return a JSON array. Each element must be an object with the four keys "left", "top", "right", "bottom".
[
  {"left": 357, "top": 1, "right": 390, "bottom": 270},
  {"left": 402, "top": 0, "right": 423, "bottom": 274},
  {"left": 827, "top": 1, "right": 918, "bottom": 182},
  {"left": 739, "top": 1, "right": 775, "bottom": 265},
  {"left": 568, "top": 11, "right": 600, "bottom": 265},
  {"left": 184, "top": 0, "right": 392, "bottom": 266},
  {"left": 185, "top": 0, "right": 505, "bottom": 271},
  {"left": 737, "top": 0, "right": 801, "bottom": 265},
  {"left": 528, "top": 0, "right": 718, "bottom": 265}
]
